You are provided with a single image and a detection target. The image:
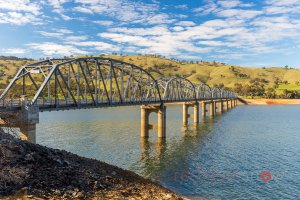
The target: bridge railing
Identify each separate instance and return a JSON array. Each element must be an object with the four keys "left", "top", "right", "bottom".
[{"left": 0, "top": 98, "right": 22, "bottom": 109}]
